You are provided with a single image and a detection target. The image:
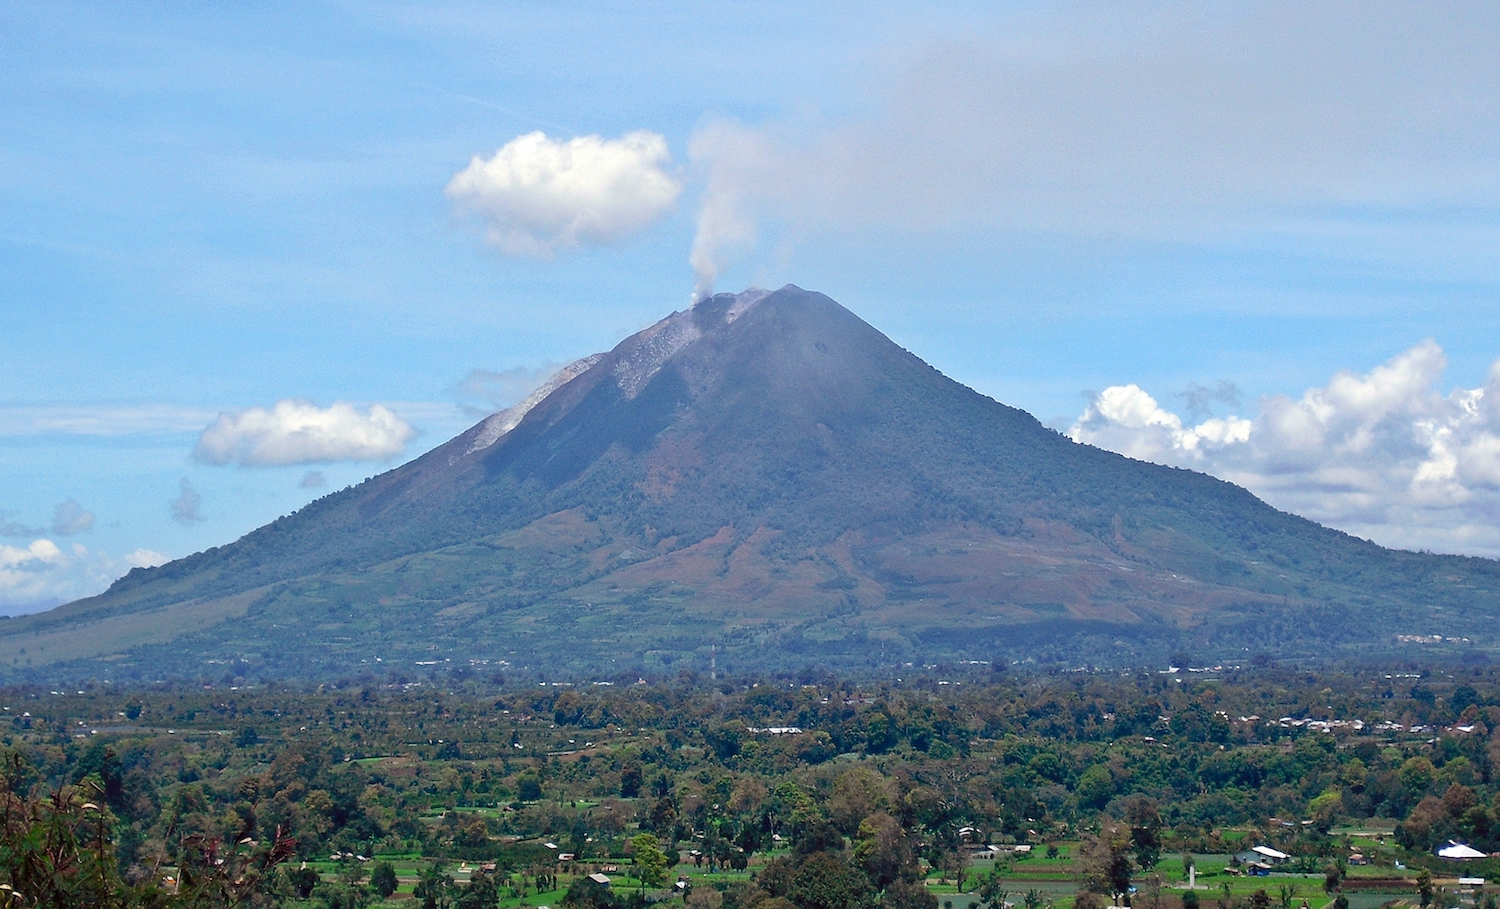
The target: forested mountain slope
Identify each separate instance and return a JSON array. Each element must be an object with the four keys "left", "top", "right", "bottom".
[{"left": 6, "top": 286, "right": 1499, "bottom": 680}]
